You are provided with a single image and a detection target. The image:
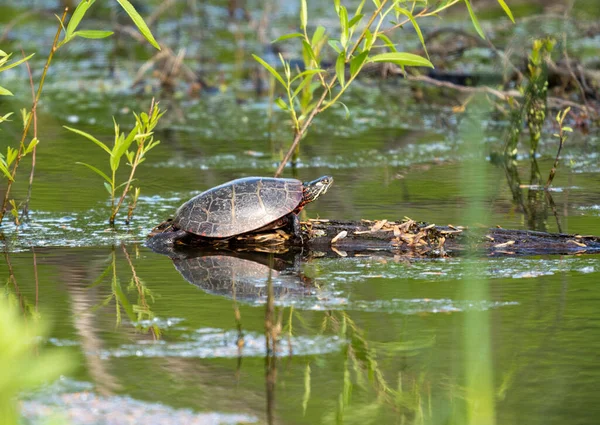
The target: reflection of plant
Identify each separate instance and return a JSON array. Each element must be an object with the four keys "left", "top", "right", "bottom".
[
  {"left": 0, "top": 295, "right": 74, "bottom": 425},
  {"left": 66, "top": 102, "right": 164, "bottom": 225},
  {"left": 91, "top": 245, "right": 160, "bottom": 337},
  {"left": 306, "top": 311, "right": 434, "bottom": 424}
]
